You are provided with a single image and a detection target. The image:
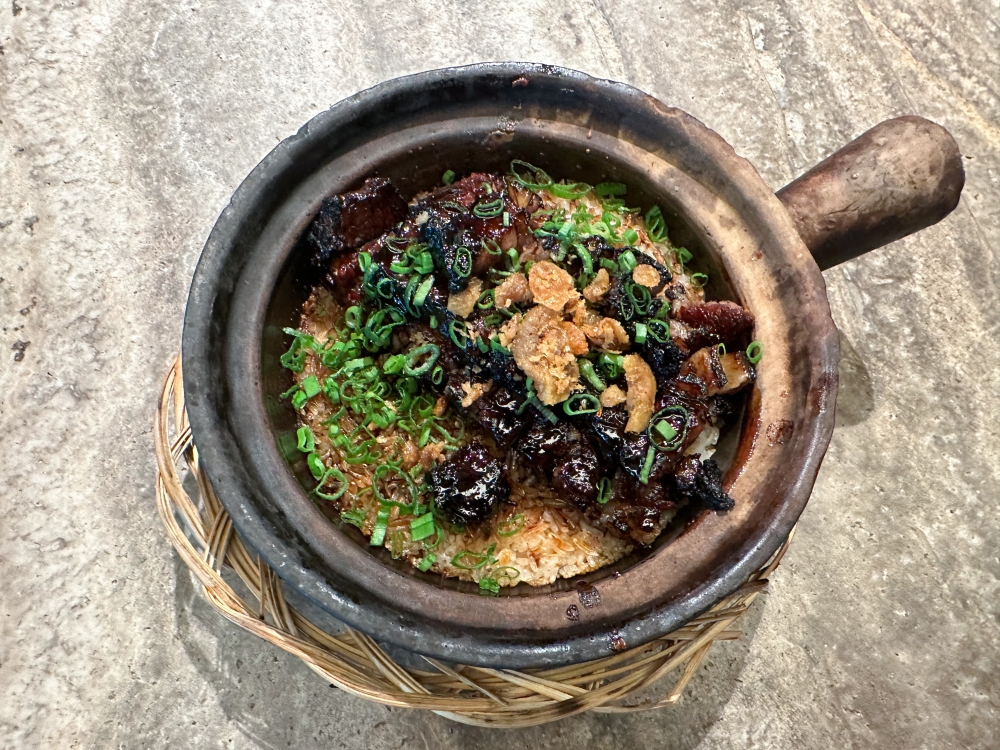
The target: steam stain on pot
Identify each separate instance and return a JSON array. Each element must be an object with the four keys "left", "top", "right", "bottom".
[
  {"left": 576, "top": 581, "right": 601, "bottom": 609},
  {"left": 766, "top": 420, "right": 794, "bottom": 446}
]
